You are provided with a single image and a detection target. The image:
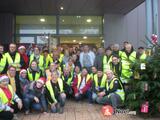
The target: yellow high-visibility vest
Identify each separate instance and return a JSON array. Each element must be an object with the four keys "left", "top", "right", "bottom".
[
  {"left": 93, "top": 74, "right": 107, "bottom": 88},
  {"left": 0, "top": 54, "right": 6, "bottom": 73},
  {"left": 77, "top": 74, "right": 91, "bottom": 88},
  {"left": 106, "top": 78, "right": 125, "bottom": 101},
  {"left": 5, "top": 52, "right": 21, "bottom": 71},
  {"left": 27, "top": 69, "right": 41, "bottom": 81},
  {"left": 45, "top": 78, "right": 64, "bottom": 104},
  {"left": 0, "top": 85, "right": 14, "bottom": 112}
]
